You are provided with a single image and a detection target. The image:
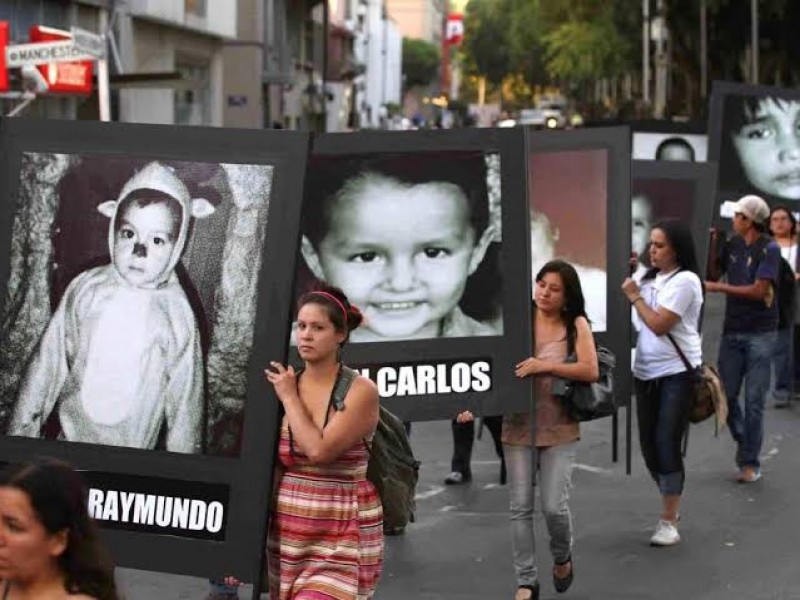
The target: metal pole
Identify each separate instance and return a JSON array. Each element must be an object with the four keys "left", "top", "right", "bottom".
[
  {"left": 642, "top": 0, "right": 650, "bottom": 105},
  {"left": 98, "top": 7, "right": 111, "bottom": 122},
  {"left": 700, "top": 0, "right": 707, "bottom": 99},
  {"left": 321, "top": 0, "right": 329, "bottom": 132},
  {"left": 751, "top": 0, "right": 759, "bottom": 84}
]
